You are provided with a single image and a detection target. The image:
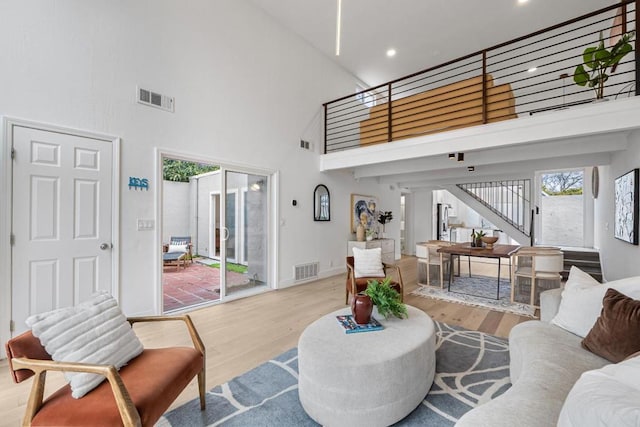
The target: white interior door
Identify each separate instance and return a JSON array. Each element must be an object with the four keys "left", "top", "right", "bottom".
[{"left": 11, "top": 126, "right": 115, "bottom": 335}]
